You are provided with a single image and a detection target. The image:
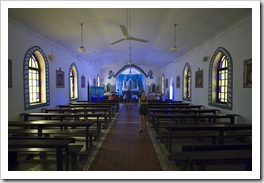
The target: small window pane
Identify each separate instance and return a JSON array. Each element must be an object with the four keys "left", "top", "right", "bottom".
[{"left": 29, "top": 55, "right": 40, "bottom": 104}]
